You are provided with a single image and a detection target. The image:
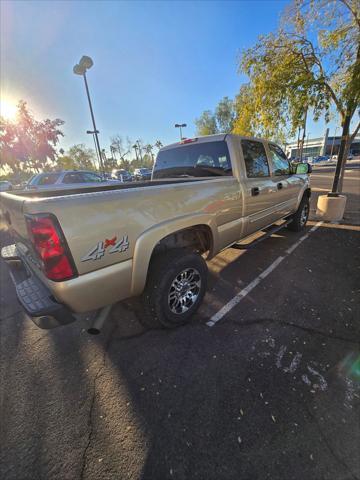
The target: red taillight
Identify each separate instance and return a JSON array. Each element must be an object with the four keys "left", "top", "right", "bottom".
[
  {"left": 25, "top": 214, "right": 77, "bottom": 281},
  {"left": 180, "top": 138, "right": 198, "bottom": 144}
]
